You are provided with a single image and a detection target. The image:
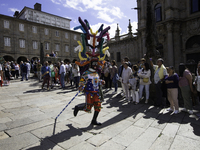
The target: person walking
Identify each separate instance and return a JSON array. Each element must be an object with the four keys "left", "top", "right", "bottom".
[
  {"left": 14, "top": 62, "right": 20, "bottom": 79},
  {"left": 165, "top": 66, "right": 179, "bottom": 114},
  {"left": 36, "top": 62, "right": 42, "bottom": 82},
  {"left": 138, "top": 62, "right": 151, "bottom": 104},
  {"left": 21, "top": 62, "right": 28, "bottom": 81},
  {"left": 150, "top": 58, "right": 168, "bottom": 108},
  {"left": 26, "top": 61, "right": 31, "bottom": 78},
  {"left": 179, "top": 63, "right": 194, "bottom": 115},
  {"left": 110, "top": 60, "right": 118, "bottom": 94}
]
